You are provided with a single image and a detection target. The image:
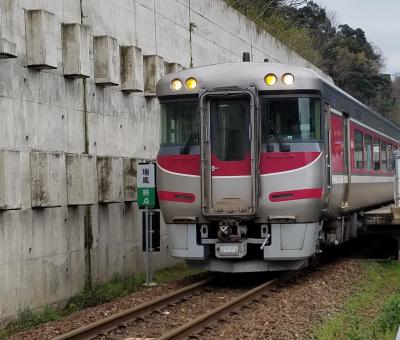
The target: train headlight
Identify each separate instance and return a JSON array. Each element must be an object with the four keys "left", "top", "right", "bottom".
[
  {"left": 170, "top": 79, "right": 182, "bottom": 91},
  {"left": 185, "top": 77, "right": 198, "bottom": 90},
  {"left": 282, "top": 73, "right": 295, "bottom": 85},
  {"left": 264, "top": 73, "right": 277, "bottom": 86}
]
